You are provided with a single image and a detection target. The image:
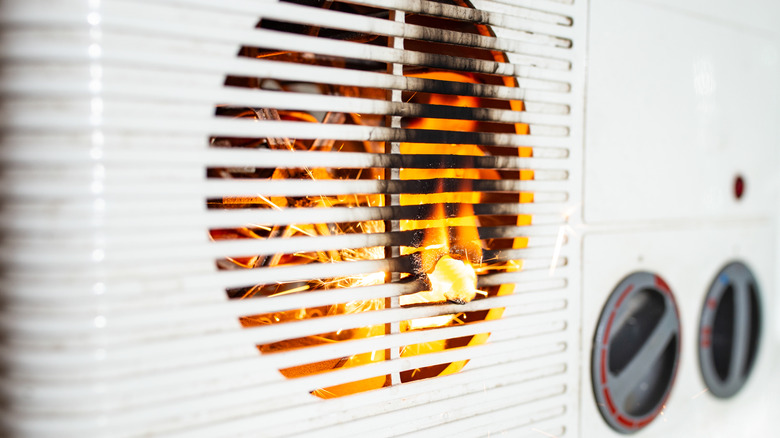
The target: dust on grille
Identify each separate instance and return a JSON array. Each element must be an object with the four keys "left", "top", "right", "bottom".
[{"left": 207, "top": 0, "right": 535, "bottom": 398}]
